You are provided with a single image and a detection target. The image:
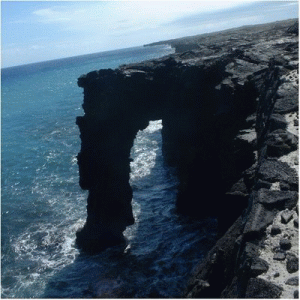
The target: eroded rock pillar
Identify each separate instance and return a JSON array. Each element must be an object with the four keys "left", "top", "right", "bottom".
[{"left": 75, "top": 117, "right": 138, "bottom": 253}]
